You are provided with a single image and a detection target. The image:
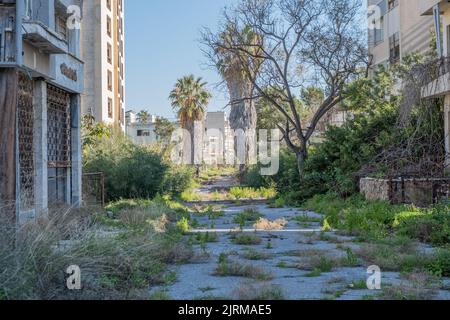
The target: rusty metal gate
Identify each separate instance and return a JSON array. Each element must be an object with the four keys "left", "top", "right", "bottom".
[
  {"left": 18, "top": 72, "right": 35, "bottom": 211},
  {"left": 47, "top": 84, "right": 71, "bottom": 204},
  {"left": 82, "top": 173, "right": 105, "bottom": 207}
]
